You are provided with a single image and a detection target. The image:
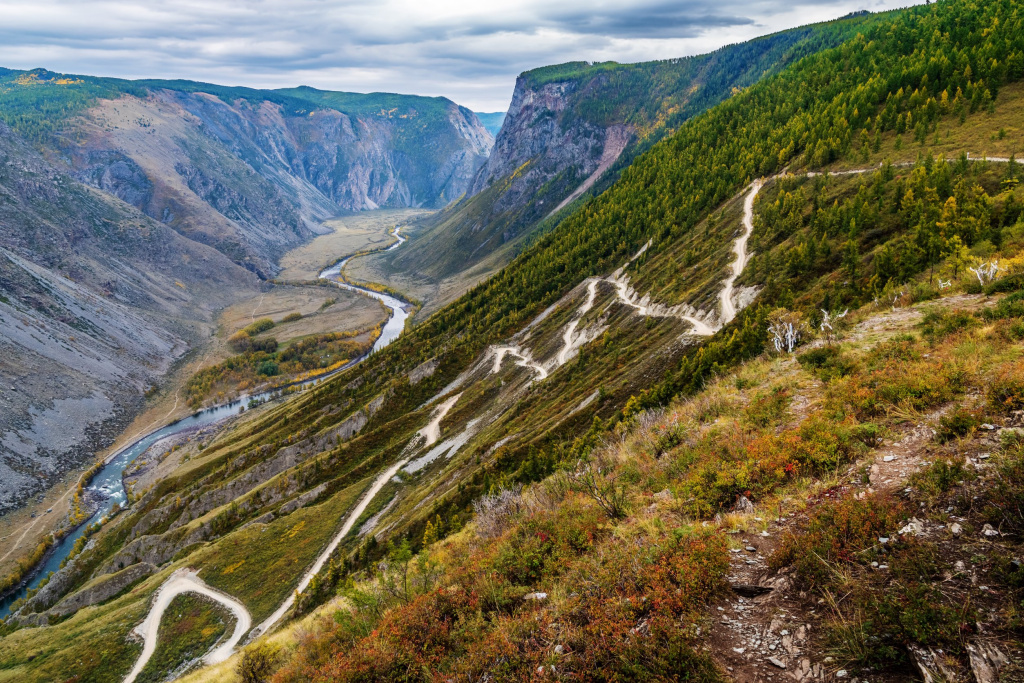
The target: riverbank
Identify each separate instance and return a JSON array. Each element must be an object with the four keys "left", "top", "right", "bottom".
[{"left": 0, "top": 211, "right": 418, "bottom": 618}]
